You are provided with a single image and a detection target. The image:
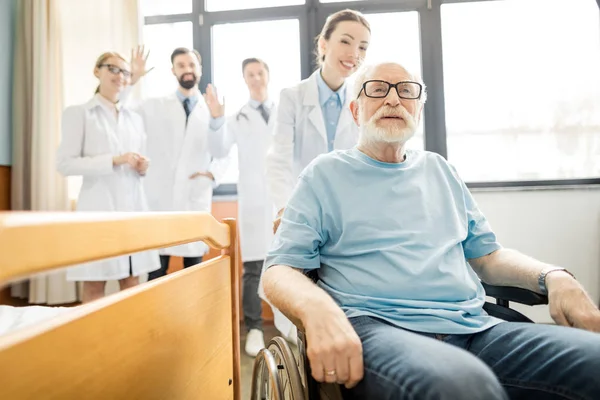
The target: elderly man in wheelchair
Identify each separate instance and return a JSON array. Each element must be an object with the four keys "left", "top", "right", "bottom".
[{"left": 254, "top": 61, "right": 600, "bottom": 400}]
